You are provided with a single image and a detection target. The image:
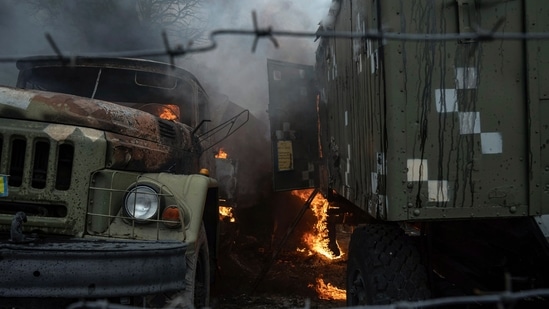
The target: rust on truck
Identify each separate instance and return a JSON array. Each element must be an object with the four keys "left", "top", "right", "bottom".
[
  {"left": 0, "top": 87, "right": 194, "bottom": 174},
  {"left": 0, "top": 56, "right": 247, "bottom": 308}
]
